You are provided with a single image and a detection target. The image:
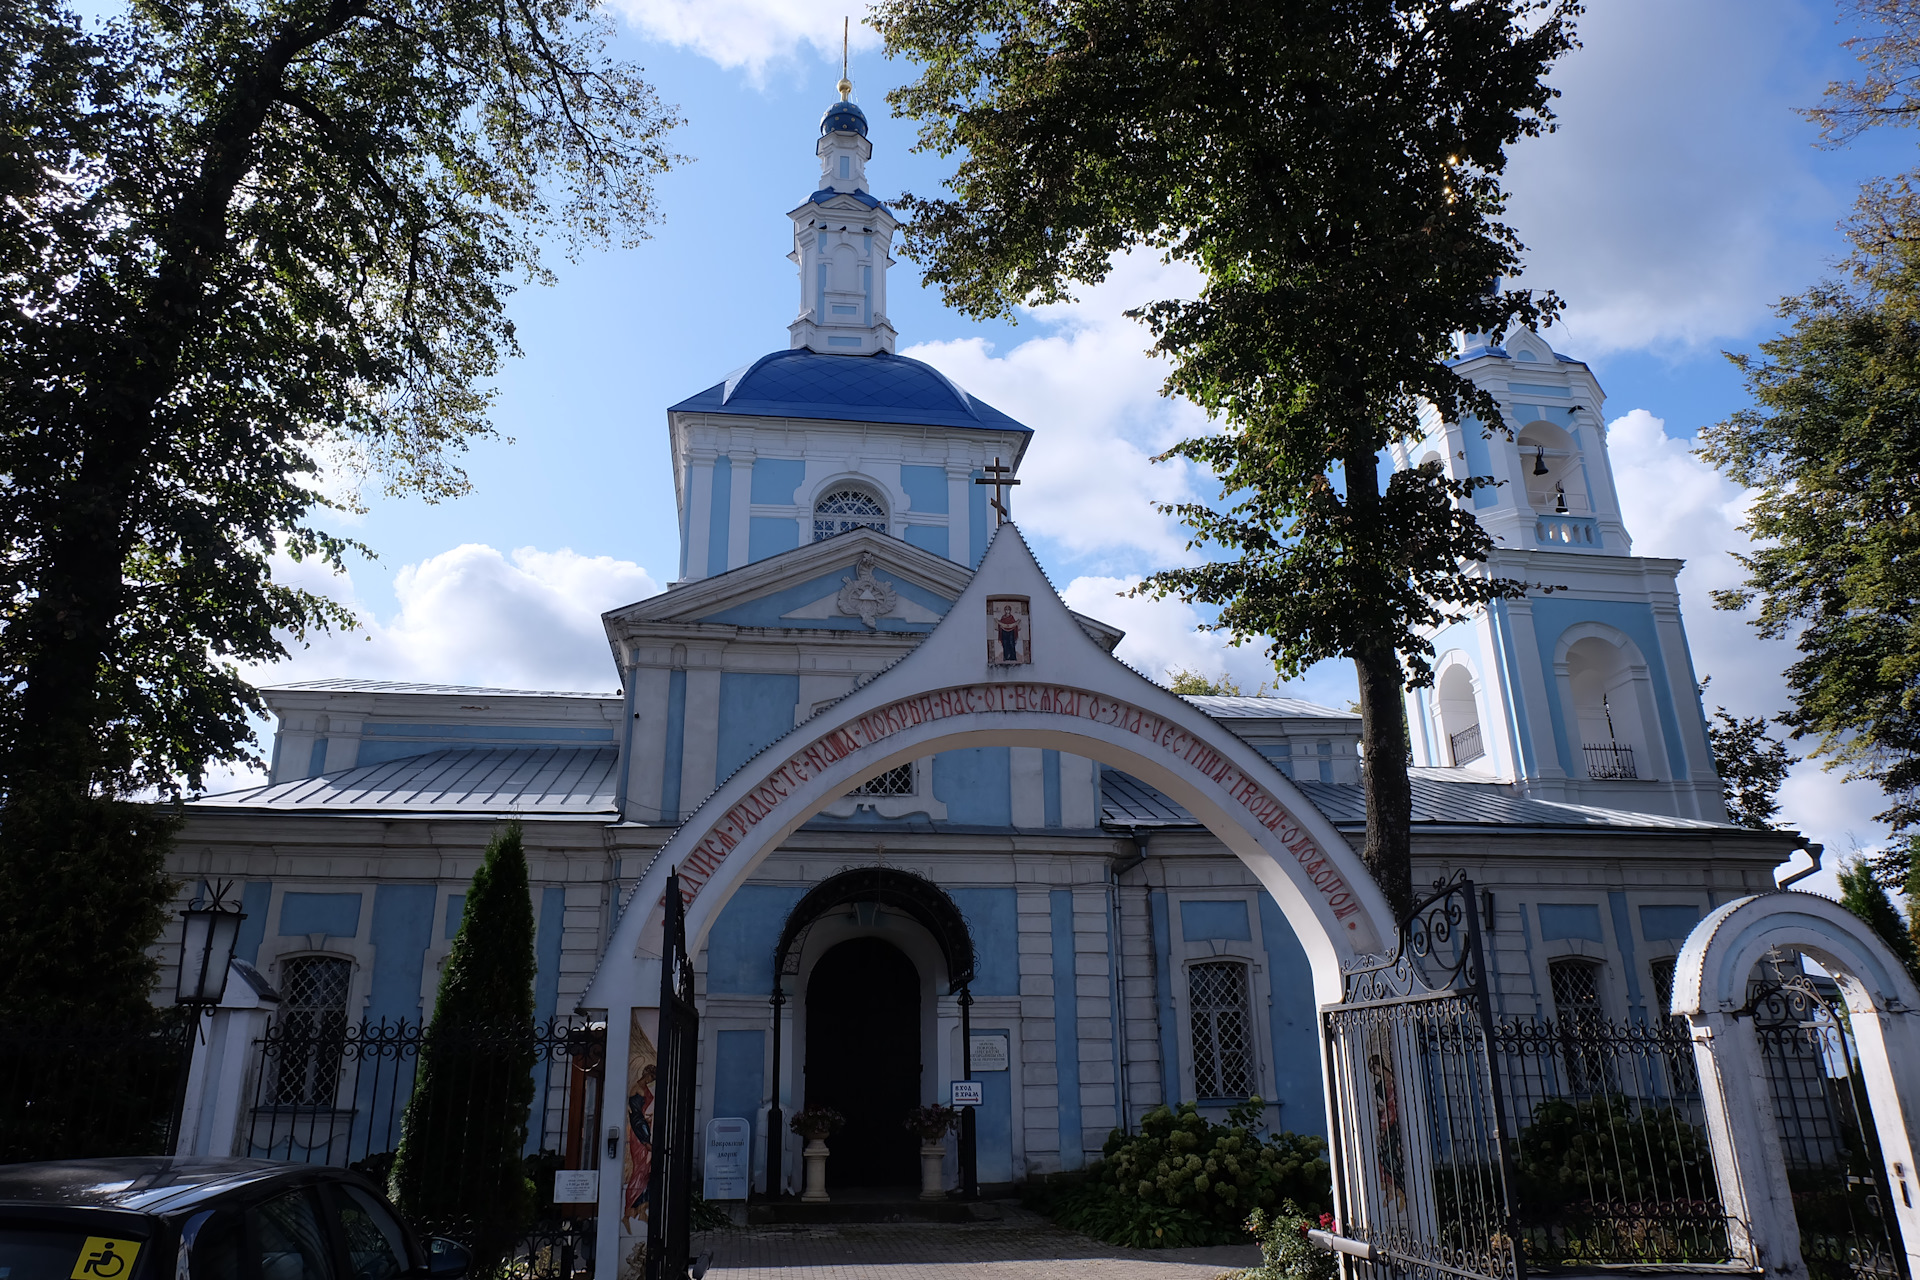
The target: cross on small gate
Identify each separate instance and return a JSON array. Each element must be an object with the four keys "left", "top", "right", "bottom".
[{"left": 974, "top": 458, "right": 1020, "bottom": 526}]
